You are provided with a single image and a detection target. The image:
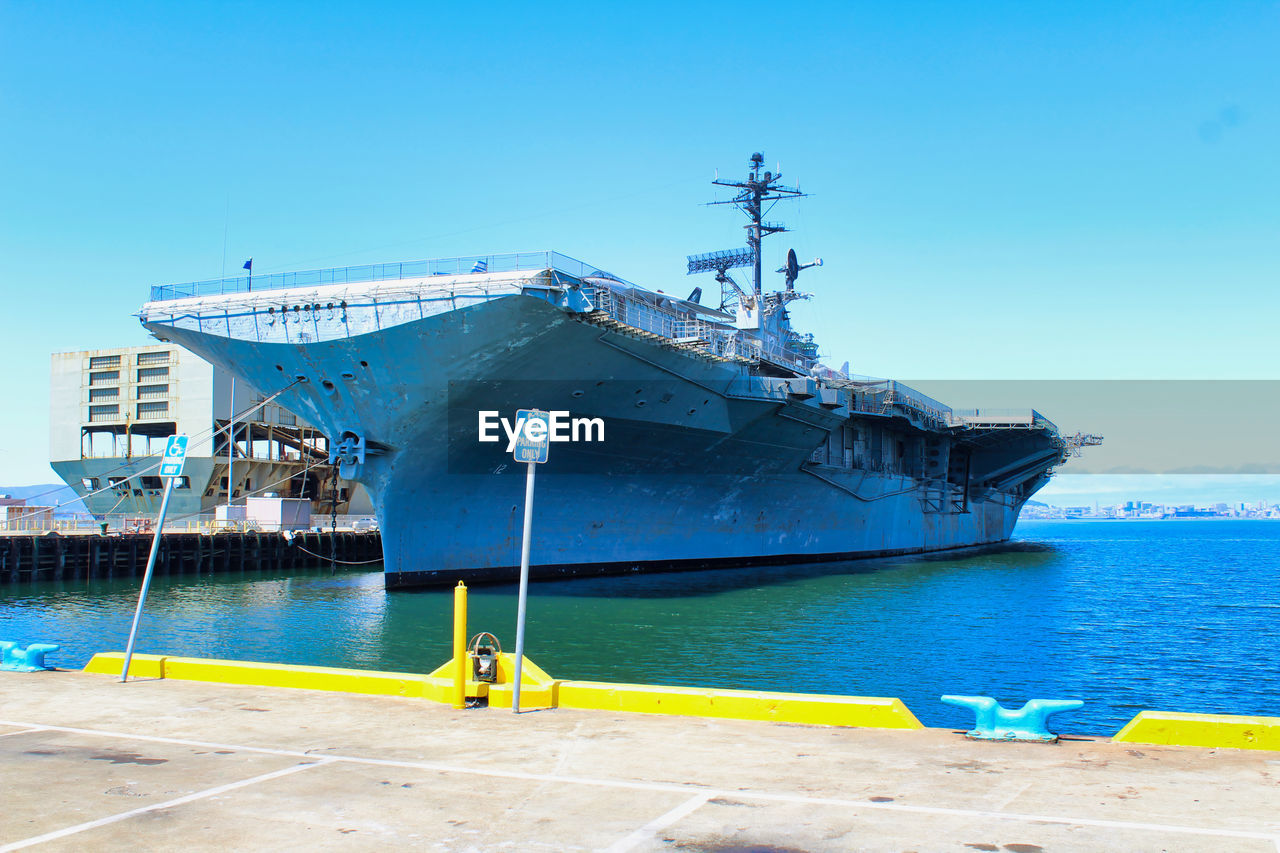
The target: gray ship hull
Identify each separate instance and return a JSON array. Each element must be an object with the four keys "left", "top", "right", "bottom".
[{"left": 142, "top": 278, "right": 1052, "bottom": 588}]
